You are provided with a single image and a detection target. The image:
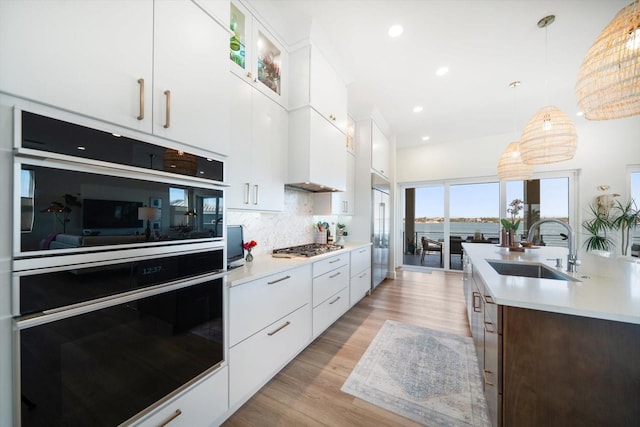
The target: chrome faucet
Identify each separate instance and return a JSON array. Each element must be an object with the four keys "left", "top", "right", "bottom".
[{"left": 527, "top": 218, "right": 580, "bottom": 273}]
